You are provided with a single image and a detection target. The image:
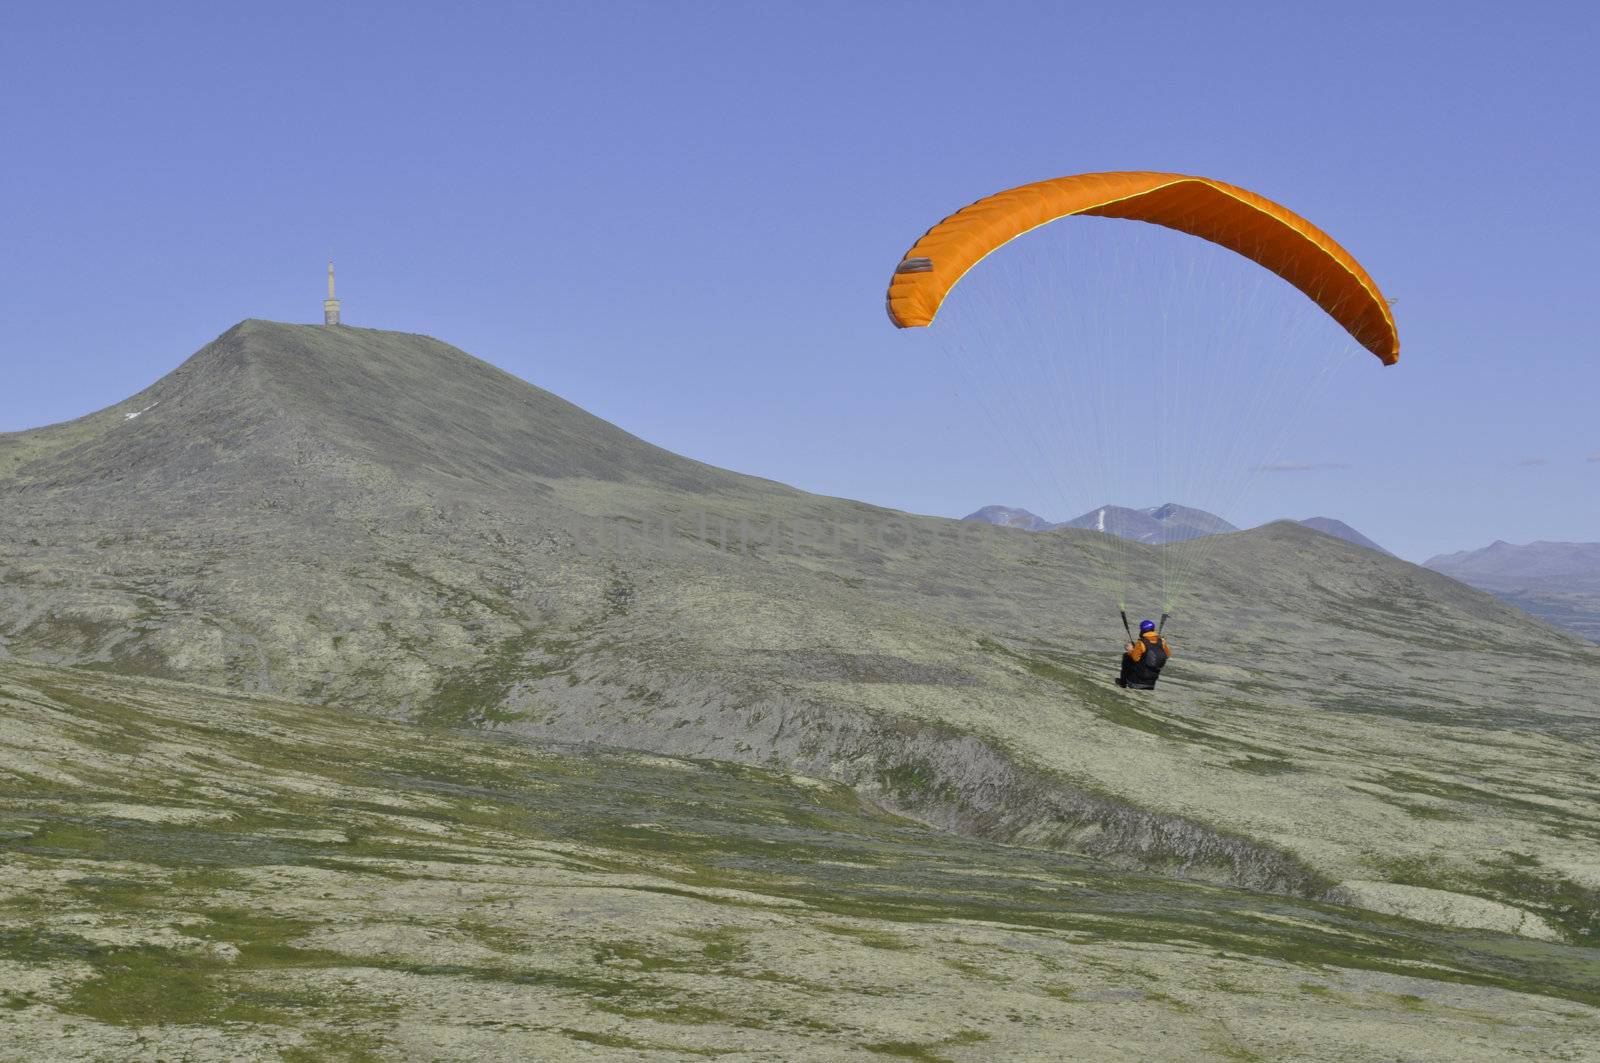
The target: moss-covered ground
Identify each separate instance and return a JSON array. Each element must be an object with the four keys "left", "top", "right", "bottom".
[{"left": 2, "top": 661, "right": 1596, "bottom": 1060}]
